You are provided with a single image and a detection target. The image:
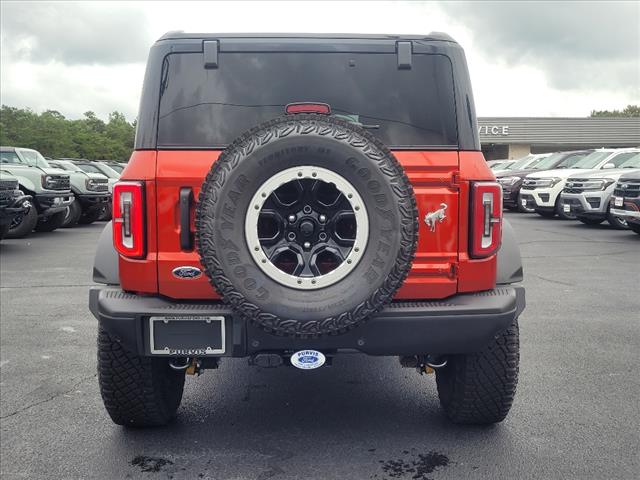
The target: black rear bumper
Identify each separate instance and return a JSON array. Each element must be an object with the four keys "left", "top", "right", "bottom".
[{"left": 89, "top": 286, "right": 525, "bottom": 357}]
